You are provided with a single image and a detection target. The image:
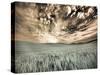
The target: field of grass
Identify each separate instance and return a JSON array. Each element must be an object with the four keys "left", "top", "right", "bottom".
[{"left": 15, "top": 41, "right": 97, "bottom": 73}]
